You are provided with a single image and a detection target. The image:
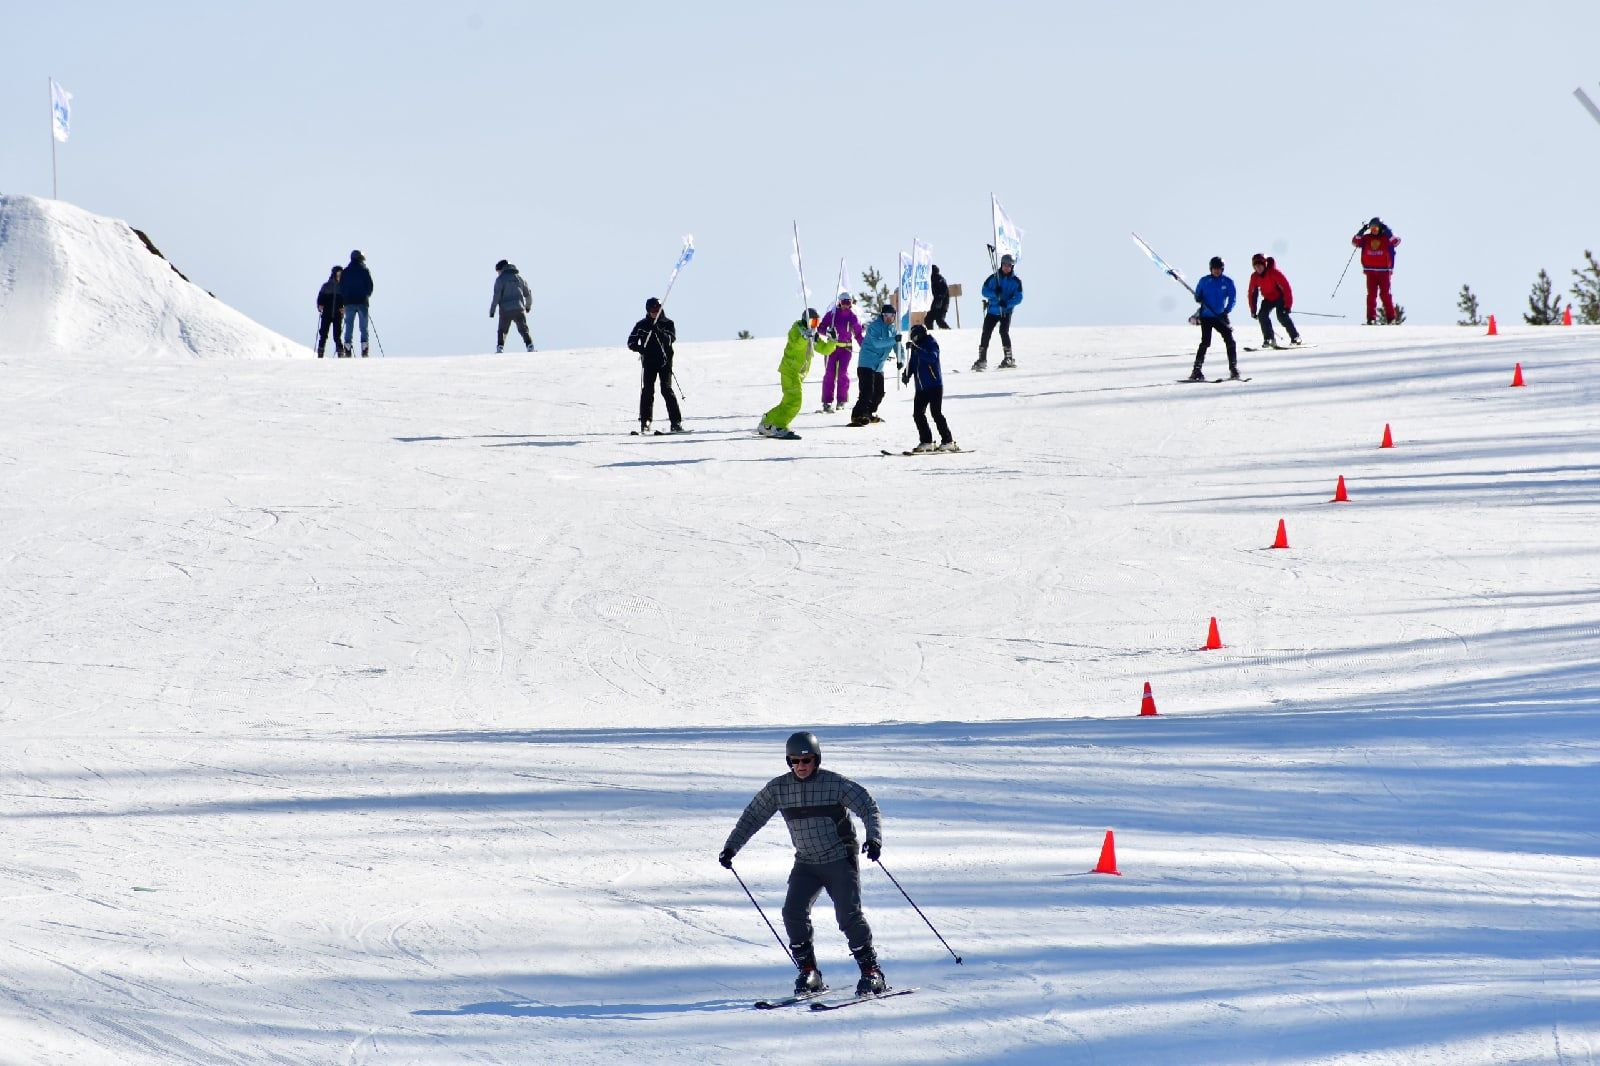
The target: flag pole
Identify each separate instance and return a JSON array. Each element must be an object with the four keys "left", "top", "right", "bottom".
[{"left": 48, "top": 78, "right": 58, "bottom": 199}]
